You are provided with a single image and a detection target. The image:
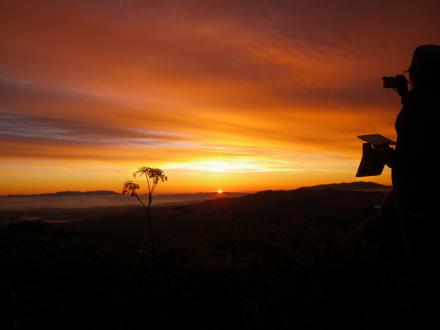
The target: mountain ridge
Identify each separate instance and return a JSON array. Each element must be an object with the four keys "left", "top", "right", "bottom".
[
  {"left": 0, "top": 190, "right": 119, "bottom": 198},
  {"left": 0, "top": 181, "right": 389, "bottom": 198}
]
